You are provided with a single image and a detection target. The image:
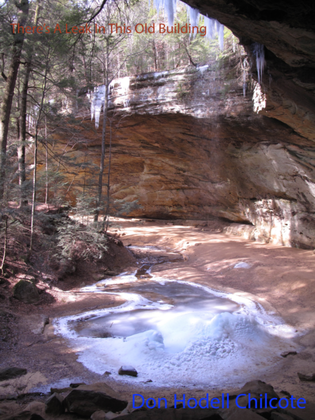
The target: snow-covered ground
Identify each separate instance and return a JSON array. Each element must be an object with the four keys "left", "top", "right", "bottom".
[{"left": 54, "top": 270, "right": 299, "bottom": 388}]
